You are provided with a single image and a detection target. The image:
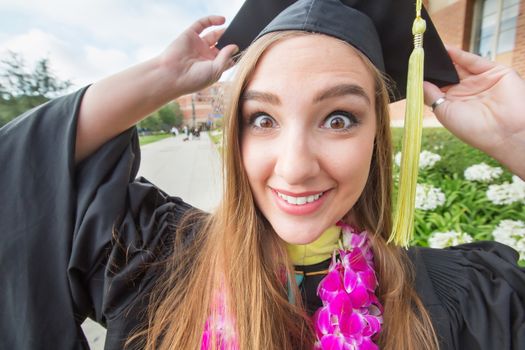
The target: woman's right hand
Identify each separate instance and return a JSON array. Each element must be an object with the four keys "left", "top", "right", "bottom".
[
  {"left": 424, "top": 46, "right": 525, "bottom": 179},
  {"left": 159, "top": 15, "right": 239, "bottom": 98},
  {"left": 75, "top": 15, "right": 238, "bottom": 163}
]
